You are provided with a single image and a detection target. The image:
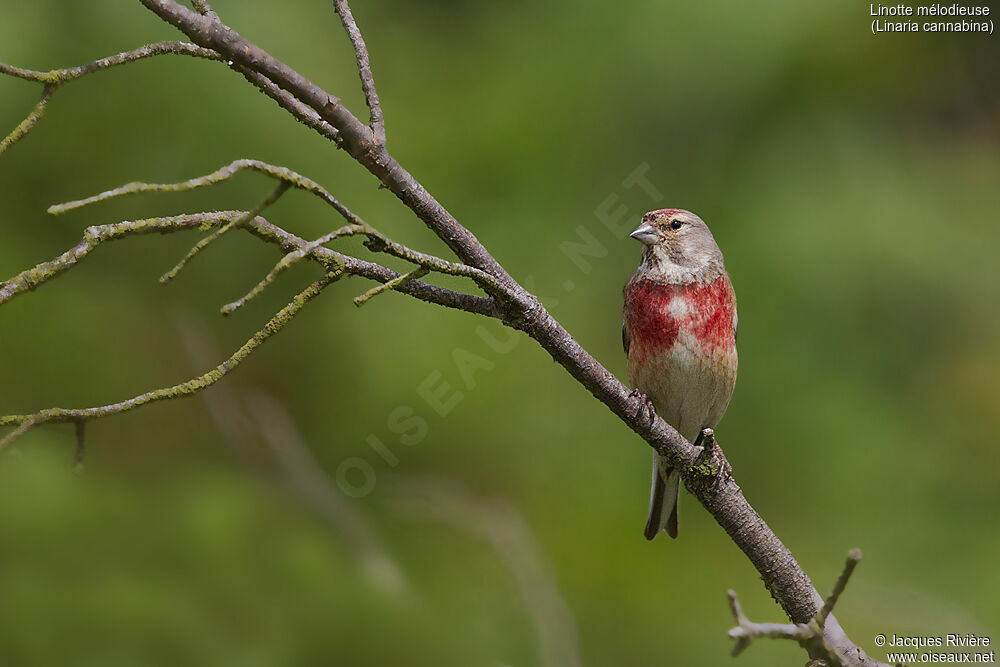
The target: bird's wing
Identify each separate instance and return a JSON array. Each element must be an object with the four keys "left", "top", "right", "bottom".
[{"left": 622, "top": 320, "right": 631, "bottom": 357}]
